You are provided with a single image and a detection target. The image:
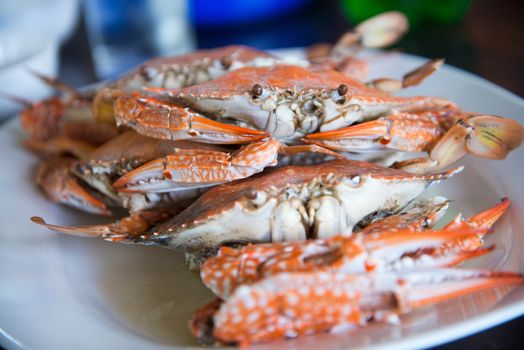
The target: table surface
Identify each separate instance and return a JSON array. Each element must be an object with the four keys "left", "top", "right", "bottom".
[{"left": 3, "top": 0, "right": 524, "bottom": 349}]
